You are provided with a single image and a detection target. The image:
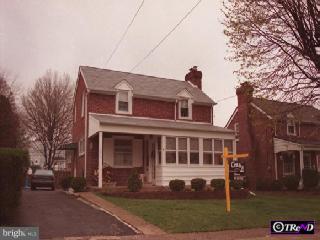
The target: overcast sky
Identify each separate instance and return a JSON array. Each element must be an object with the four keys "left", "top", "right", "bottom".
[{"left": 0, "top": 0, "right": 239, "bottom": 126}]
